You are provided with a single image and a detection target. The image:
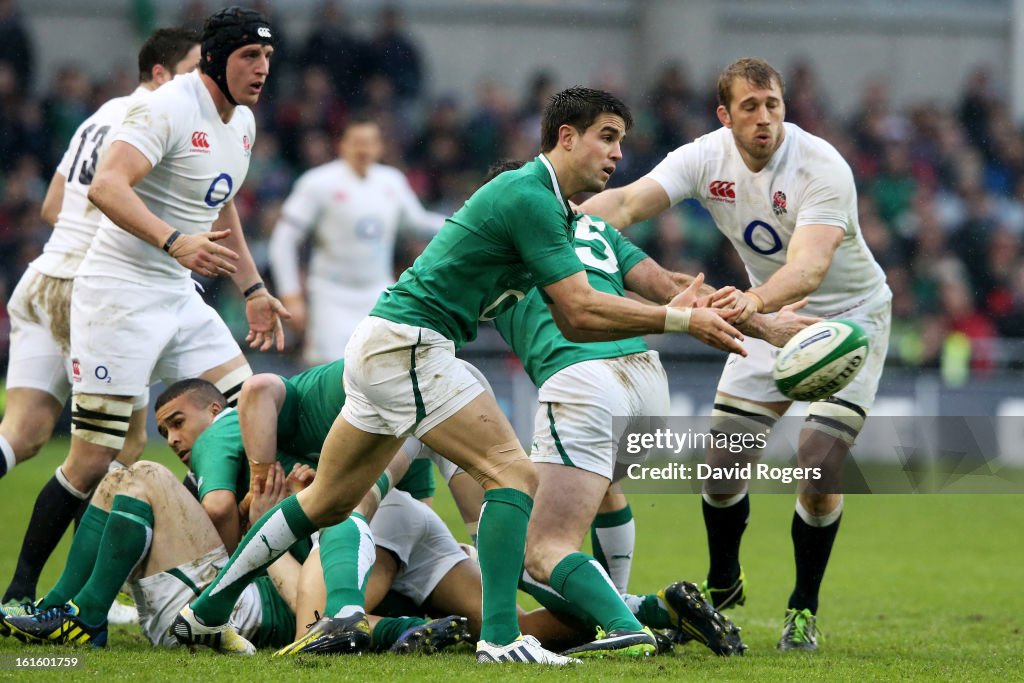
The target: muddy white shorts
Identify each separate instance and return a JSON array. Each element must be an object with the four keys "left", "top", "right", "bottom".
[
  {"left": 341, "top": 316, "right": 484, "bottom": 438},
  {"left": 530, "top": 351, "right": 670, "bottom": 479},
  {"left": 70, "top": 276, "right": 241, "bottom": 397}
]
